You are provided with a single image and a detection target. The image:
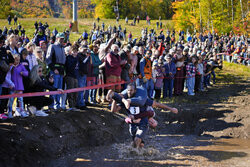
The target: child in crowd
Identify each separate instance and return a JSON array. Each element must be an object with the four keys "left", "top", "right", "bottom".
[
  {"left": 195, "top": 57, "right": 204, "bottom": 92},
  {"left": 152, "top": 60, "right": 164, "bottom": 99},
  {"left": 9, "top": 54, "right": 29, "bottom": 117},
  {"left": 186, "top": 55, "right": 197, "bottom": 96}
]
